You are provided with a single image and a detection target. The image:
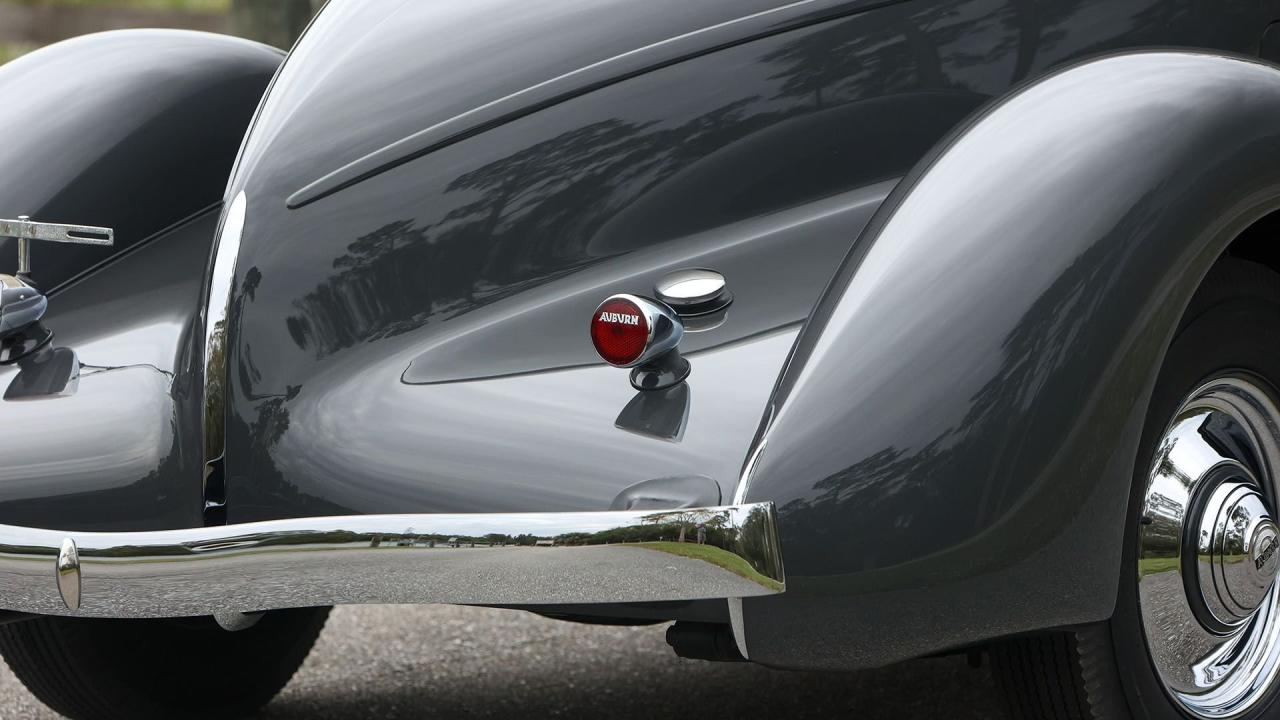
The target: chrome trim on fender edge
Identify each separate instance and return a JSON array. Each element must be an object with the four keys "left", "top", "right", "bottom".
[
  {"left": 0, "top": 503, "right": 784, "bottom": 618},
  {"left": 200, "top": 191, "right": 247, "bottom": 518}
]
